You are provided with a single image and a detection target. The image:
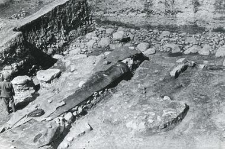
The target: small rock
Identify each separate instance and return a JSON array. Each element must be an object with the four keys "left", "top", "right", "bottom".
[
  {"left": 77, "top": 106, "right": 83, "bottom": 114},
  {"left": 176, "top": 58, "right": 186, "bottom": 63},
  {"left": 53, "top": 54, "right": 63, "bottom": 59},
  {"left": 73, "top": 111, "right": 78, "bottom": 116},
  {"left": 163, "top": 96, "right": 171, "bottom": 100},
  {"left": 170, "top": 63, "right": 187, "bottom": 77},
  {"left": 184, "top": 45, "right": 201, "bottom": 54},
  {"left": 163, "top": 43, "right": 181, "bottom": 53},
  {"left": 103, "top": 60, "right": 111, "bottom": 65},
  {"left": 198, "top": 44, "right": 211, "bottom": 56},
  {"left": 215, "top": 45, "right": 225, "bottom": 57},
  {"left": 143, "top": 47, "right": 156, "bottom": 55},
  {"left": 64, "top": 112, "right": 73, "bottom": 122},
  {"left": 223, "top": 59, "right": 225, "bottom": 66},
  {"left": 45, "top": 117, "right": 53, "bottom": 121},
  {"left": 48, "top": 99, "right": 53, "bottom": 103},
  {"left": 113, "top": 31, "right": 125, "bottom": 41},
  {"left": 122, "top": 58, "right": 133, "bottom": 68},
  {"left": 198, "top": 64, "right": 206, "bottom": 69},
  {"left": 137, "top": 42, "right": 150, "bottom": 52},
  {"left": 126, "top": 121, "right": 137, "bottom": 129},
  {"left": 98, "top": 37, "right": 111, "bottom": 48},
  {"left": 66, "top": 137, "right": 74, "bottom": 142},
  {"left": 78, "top": 81, "right": 85, "bottom": 88},
  {"left": 187, "top": 61, "right": 196, "bottom": 67},
  {"left": 57, "top": 101, "right": 66, "bottom": 107},
  {"left": 104, "top": 51, "right": 111, "bottom": 56},
  {"left": 70, "top": 65, "right": 76, "bottom": 72},
  {"left": 73, "top": 122, "right": 93, "bottom": 138},
  {"left": 58, "top": 141, "right": 69, "bottom": 149}
]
